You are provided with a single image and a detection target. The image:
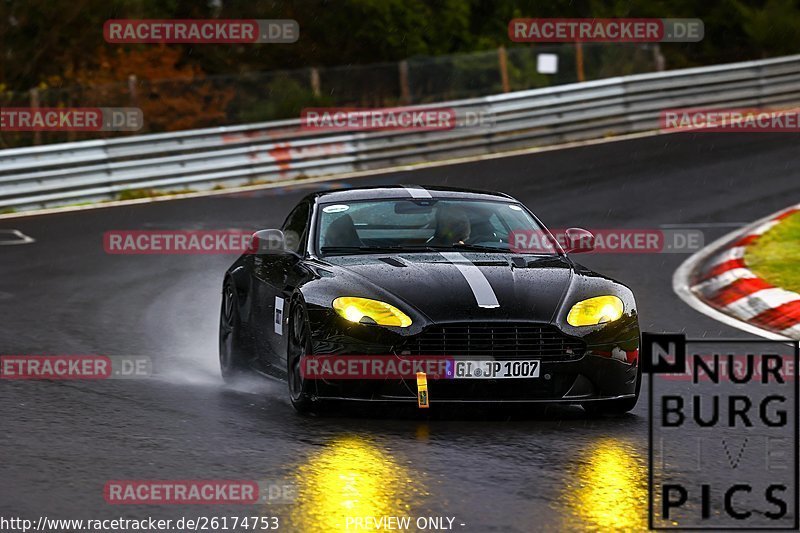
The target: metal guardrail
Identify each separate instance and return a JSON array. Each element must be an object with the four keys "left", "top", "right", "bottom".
[{"left": 1, "top": 54, "right": 799, "bottom": 211}]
